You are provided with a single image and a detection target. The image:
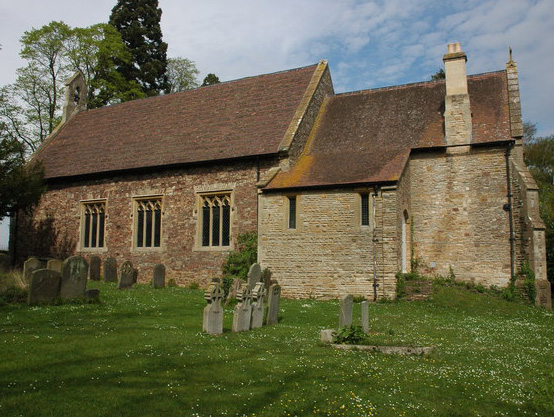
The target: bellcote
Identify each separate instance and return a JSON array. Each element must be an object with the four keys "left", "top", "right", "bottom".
[{"left": 62, "top": 71, "right": 88, "bottom": 123}]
